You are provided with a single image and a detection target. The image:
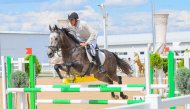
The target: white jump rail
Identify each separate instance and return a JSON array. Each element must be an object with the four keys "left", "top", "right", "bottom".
[
  {"left": 7, "top": 87, "right": 145, "bottom": 92},
  {"left": 107, "top": 94, "right": 190, "bottom": 109}
]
